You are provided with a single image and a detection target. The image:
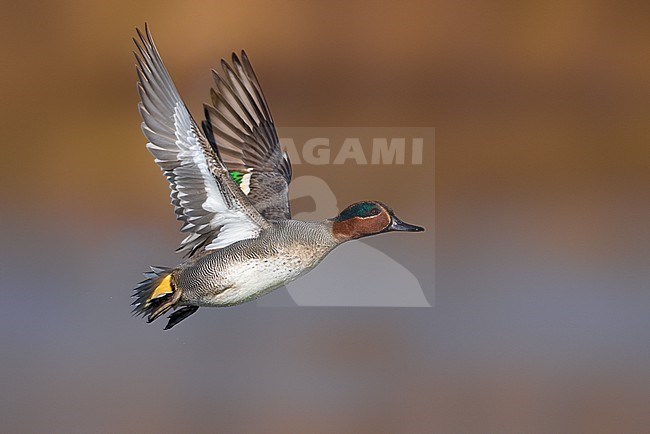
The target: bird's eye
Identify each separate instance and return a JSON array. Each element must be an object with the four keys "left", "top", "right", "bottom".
[{"left": 368, "top": 208, "right": 380, "bottom": 216}]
